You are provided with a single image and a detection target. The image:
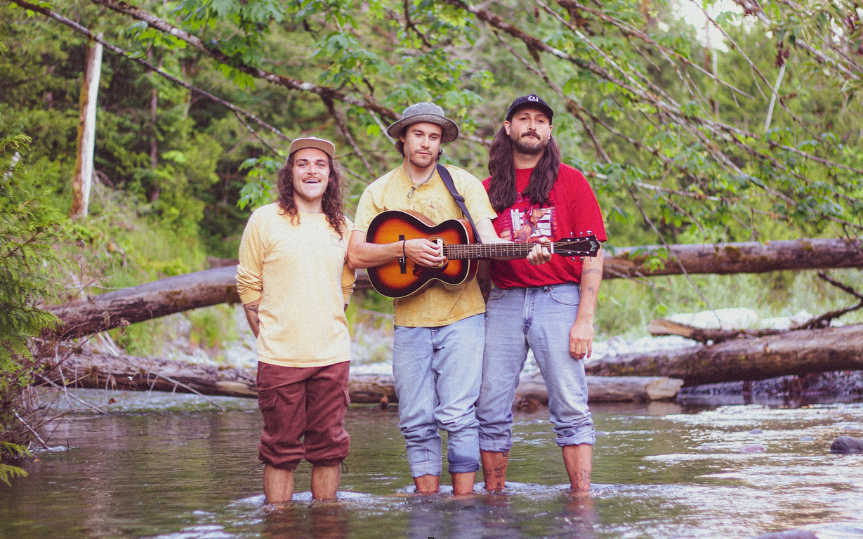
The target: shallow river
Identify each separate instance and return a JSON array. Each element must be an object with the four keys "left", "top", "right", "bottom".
[{"left": 2, "top": 389, "right": 862, "bottom": 539}]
